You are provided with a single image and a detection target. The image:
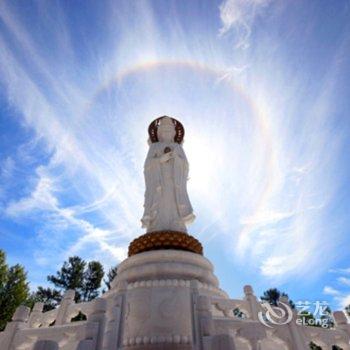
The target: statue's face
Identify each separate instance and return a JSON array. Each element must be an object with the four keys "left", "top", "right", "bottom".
[{"left": 157, "top": 117, "right": 176, "bottom": 143}]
